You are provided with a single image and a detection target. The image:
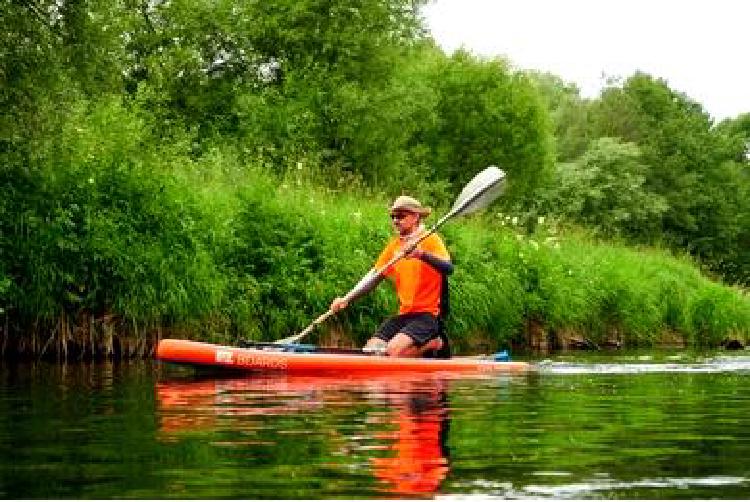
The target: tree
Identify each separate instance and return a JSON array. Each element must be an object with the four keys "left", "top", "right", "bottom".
[
  {"left": 526, "top": 71, "right": 593, "bottom": 162},
  {"left": 571, "top": 73, "right": 749, "bottom": 283},
  {"left": 124, "top": 0, "right": 431, "bottom": 151},
  {"left": 424, "top": 50, "right": 555, "bottom": 205},
  {"left": 541, "top": 137, "right": 668, "bottom": 237},
  {"left": 715, "top": 113, "right": 750, "bottom": 163}
]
